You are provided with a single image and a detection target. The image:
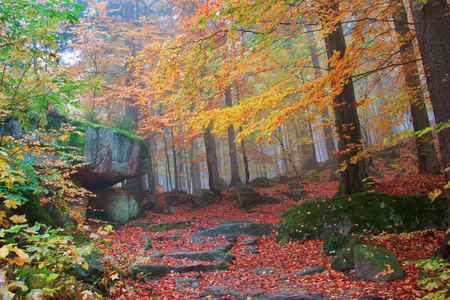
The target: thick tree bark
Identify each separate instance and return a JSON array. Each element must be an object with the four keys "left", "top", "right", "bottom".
[
  {"left": 324, "top": 14, "right": 368, "bottom": 195},
  {"left": 393, "top": 0, "right": 440, "bottom": 175},
  {"left": 225, "top": 89, "right": 242, "bottom": 186},
  {"left": 409, "top": 0, "right": 450, "bottom": 222},
  {"left": 306, "top": 24, "right": 339, "bottom": 180}
]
